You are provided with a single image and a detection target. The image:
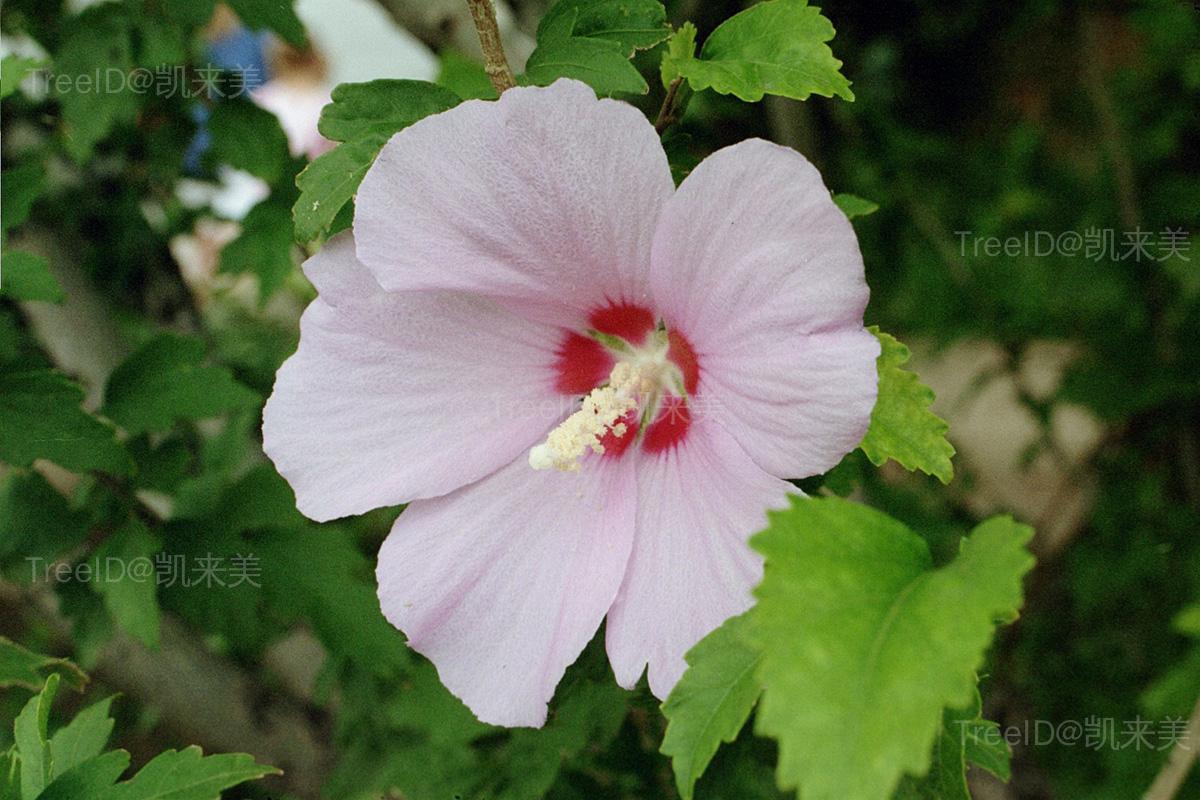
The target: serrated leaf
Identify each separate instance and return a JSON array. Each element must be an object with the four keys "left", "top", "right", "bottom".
[
  {"left": 524, "top": 36, "right": 648, "bottom": 96},
  {"left": 661, "top": 612, "right": 762, "bottom": 800},
  {"left": 102, "top": 333, "right": 258, "bottom": 435},
  {"left": 218, "top": 197, "right": 296, "bottom": 299},
  {"left": 669, "top": 0, "right": 853, "bottom": 102},
  {"left": 833, "top": 192, "right": 879, "bottom": 219},
  {"left": 49, "top": 696, "right": 116, "bottom": 778},
  {"left": 89, "top": 518, "right": 162, "bottom": 648},
  {"left": 0, "top": 369, "right": 132, "bottom": 475},
  {"left": 859, "top": 329, "right": 956, "bottom": 483},
  {"left": 14, "top": 673, "right": 59, "bottom": 800},
  {"left": 660, "top": 22, "right": 697, "bottom": 88},
  {"left": 537, "top": 0, "right": 669, "bottom": 56},
  {"left": 316, "top": 80, "right": 461, "bottom": 143},
  {"left": 292, "top": 80, "right": 459, "bottom": 242},
  {"left": 293, "top": 140, "right": 375, "bottom": 244},
  {"left": 225, "top": 0, "right": 306, "bottom": 47},
  {"left": 0, "top": 637, "right": 87, "bottom": 693},
  {"left": 206, "top": 100, "right": 291, "bottom": 184},
  {"left": 98, "top": 746, "right": 280, "bottom": 800},
  {"left": 1, "top": 251, "right": 64, "bottom": 303},
  {"left": 751, "top": 497, "right": 1033, "bottom": 800},
  {"left": 1, "top": 55, "right": 41, "bottom": 99},
  {"left": 38, "top": 750, "right": 130, "bottom": 800}
]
